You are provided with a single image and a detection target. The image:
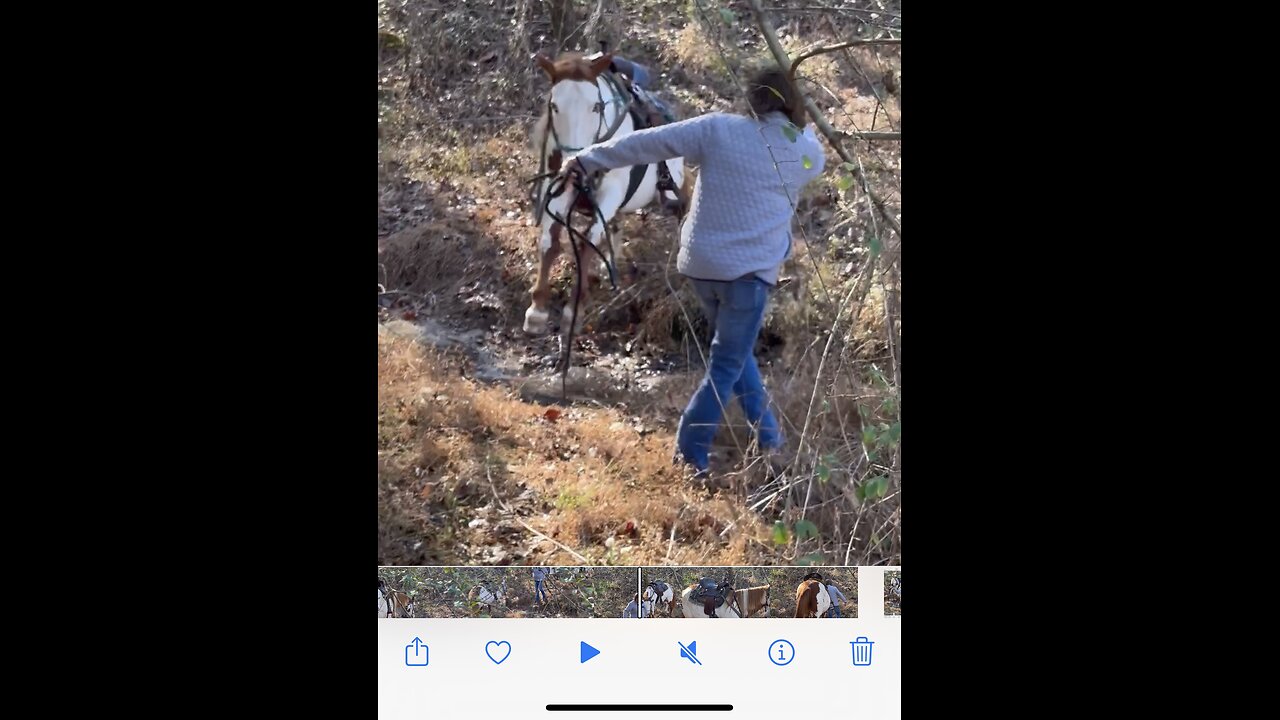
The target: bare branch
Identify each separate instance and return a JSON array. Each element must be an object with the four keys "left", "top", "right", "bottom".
[
  {"left": 745, "top": 0, "right": 902, "bottom": 237},
  {"left": 762, "top": 5, "right": 903, "bottom": 19},
  {"left": 844, "top": 131, "right": 900, "bottom": 141},
  {"left": 790, "top": 38, "right": 902, "bottom": 79}
]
